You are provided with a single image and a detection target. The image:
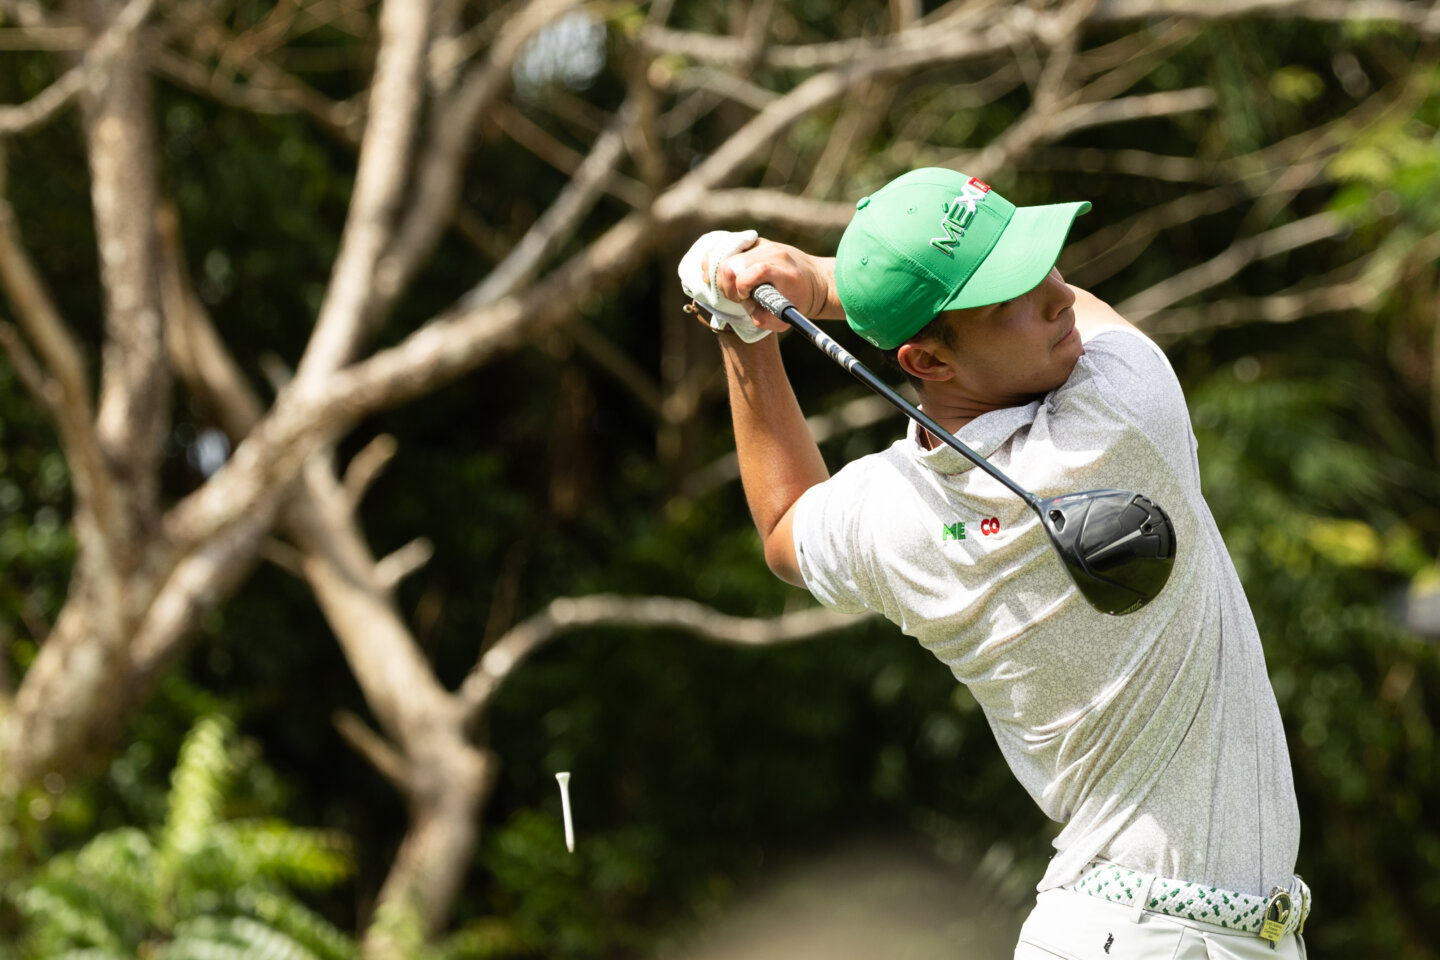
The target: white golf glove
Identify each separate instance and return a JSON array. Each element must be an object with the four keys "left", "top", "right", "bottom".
[{"left": 678, "top": 229, "right": 772, "bottom": 343}]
